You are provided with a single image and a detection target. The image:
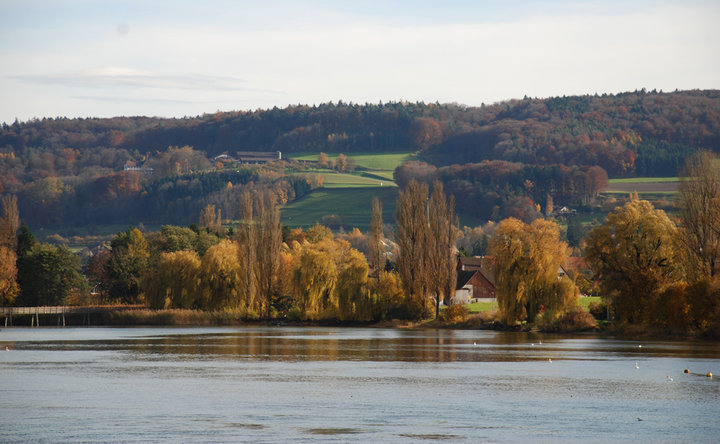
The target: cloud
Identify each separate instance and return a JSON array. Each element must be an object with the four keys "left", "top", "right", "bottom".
[
  {"left": 9, "top": 68, "right": 282, "bottom": 95},
  {"left": 71, "top": 94, "right": 206, "bottom": 105},
  {"left": 1, "top": 1, "right": 718, "bottom": 123}
]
